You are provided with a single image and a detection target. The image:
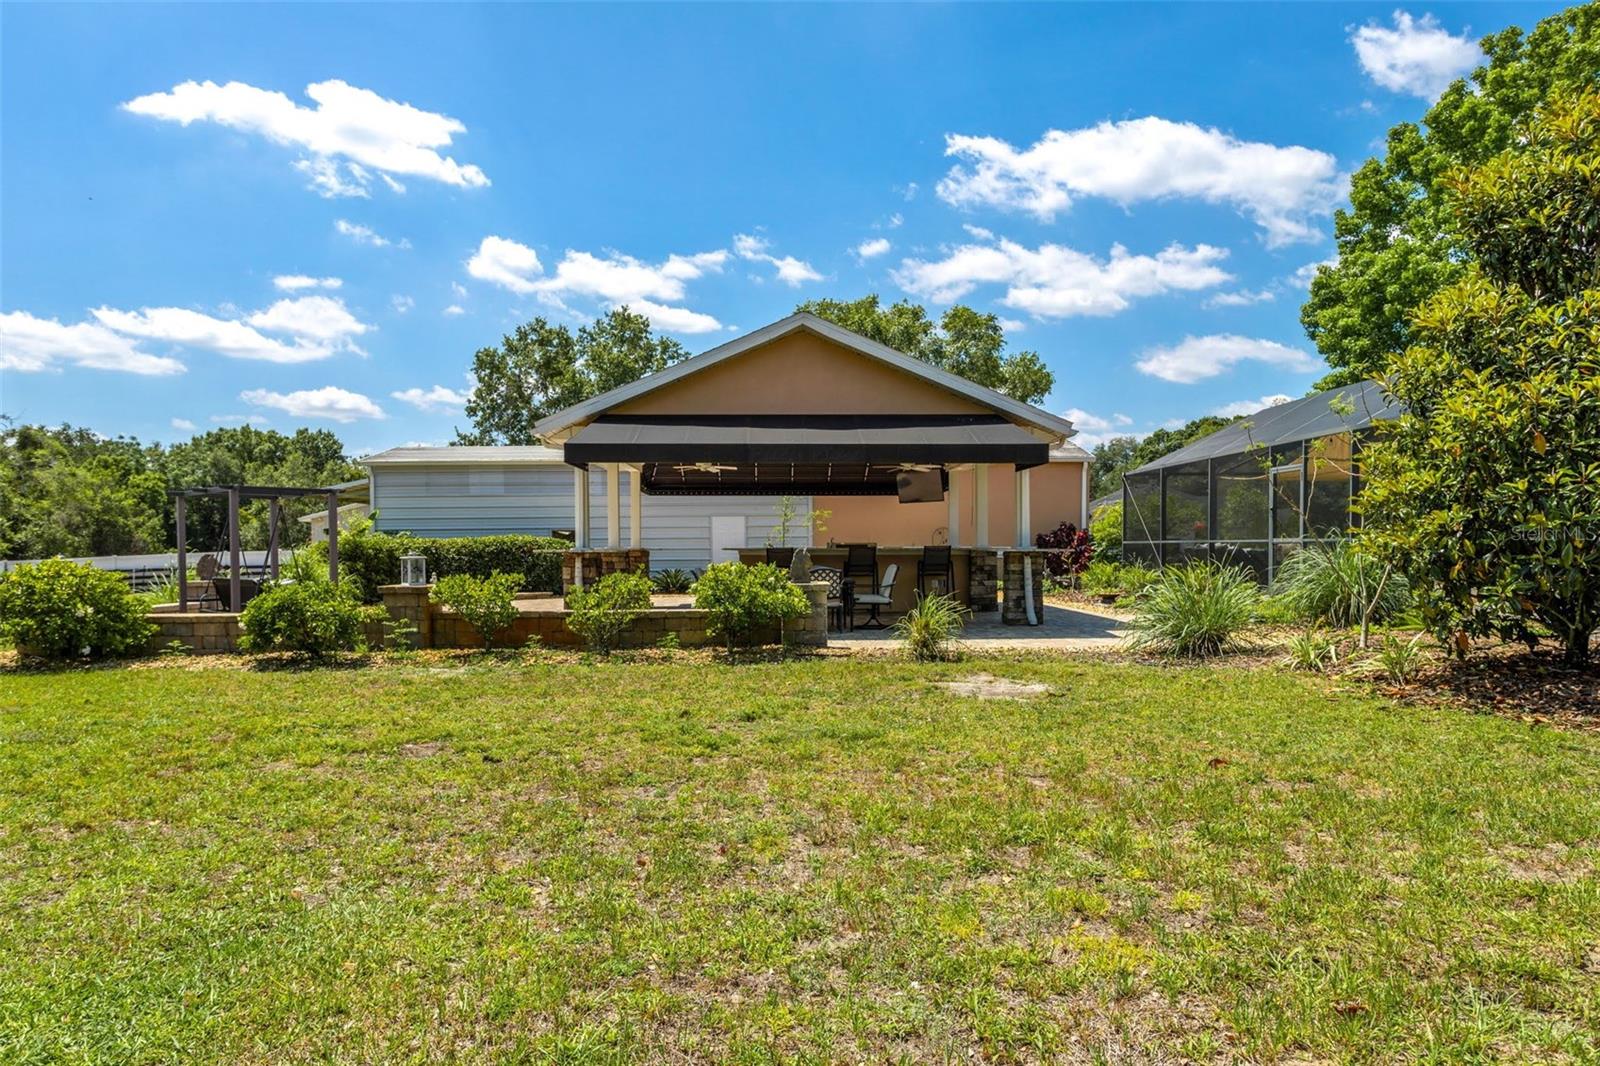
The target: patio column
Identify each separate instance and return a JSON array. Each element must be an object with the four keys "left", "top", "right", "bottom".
[
  {"left": 946, "top": 468, "right": 961, "bottom": 546},
  {"left": 175, "top": 495, "right": 188, "bottom": 612},
  {"left": 572, "top": 466, "right": 590, "bottom": 549},
  {"left": 326, "top": 490, "right": 339, "bottom": 583},
  {"left": 604, "top": 463, "right": 621, "bottom": 548},
  {"left": 1080, "top": 461, "right": 1090, "bottom": 527},
  {"left": 628, "top": 466, "right": 643, "bottom": 547},
  {"left": 227, "top": 487, "right": 241, "bottom": 611},
  {"left": 974, "top": 465, "right": 990, "bottom": 546},
  {"left": 1014, "top": 466, "right": 1032, "bottom": 547}
]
